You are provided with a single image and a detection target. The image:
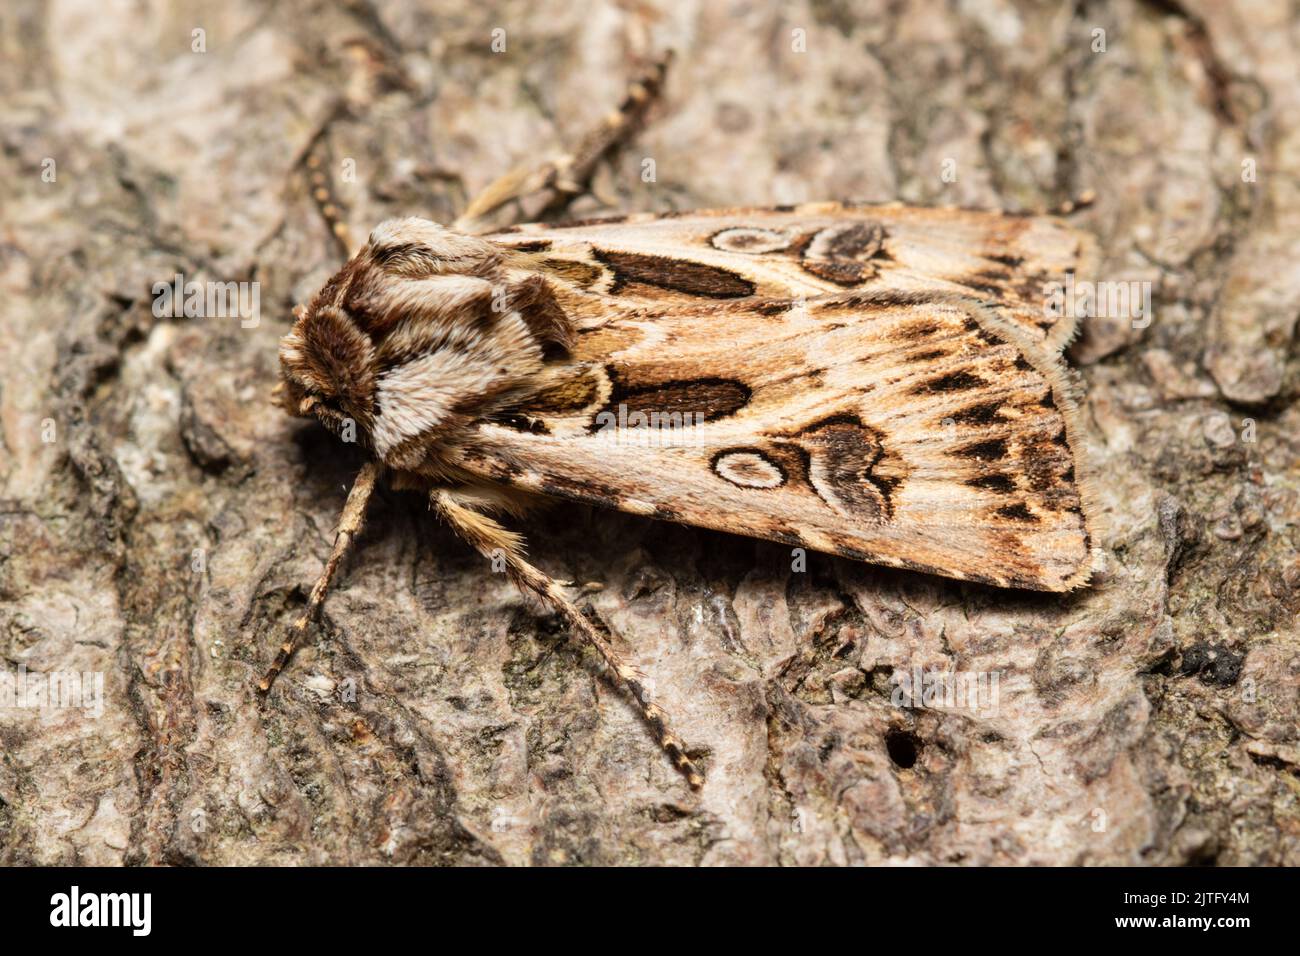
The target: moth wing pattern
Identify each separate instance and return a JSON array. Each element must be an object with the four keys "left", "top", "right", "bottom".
[
  {"left": 456, "top": 205, "right": 1100, "bottom": 592},
  {"left": 488, "top": 201, "right": 1096, "bottom": 353}
]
